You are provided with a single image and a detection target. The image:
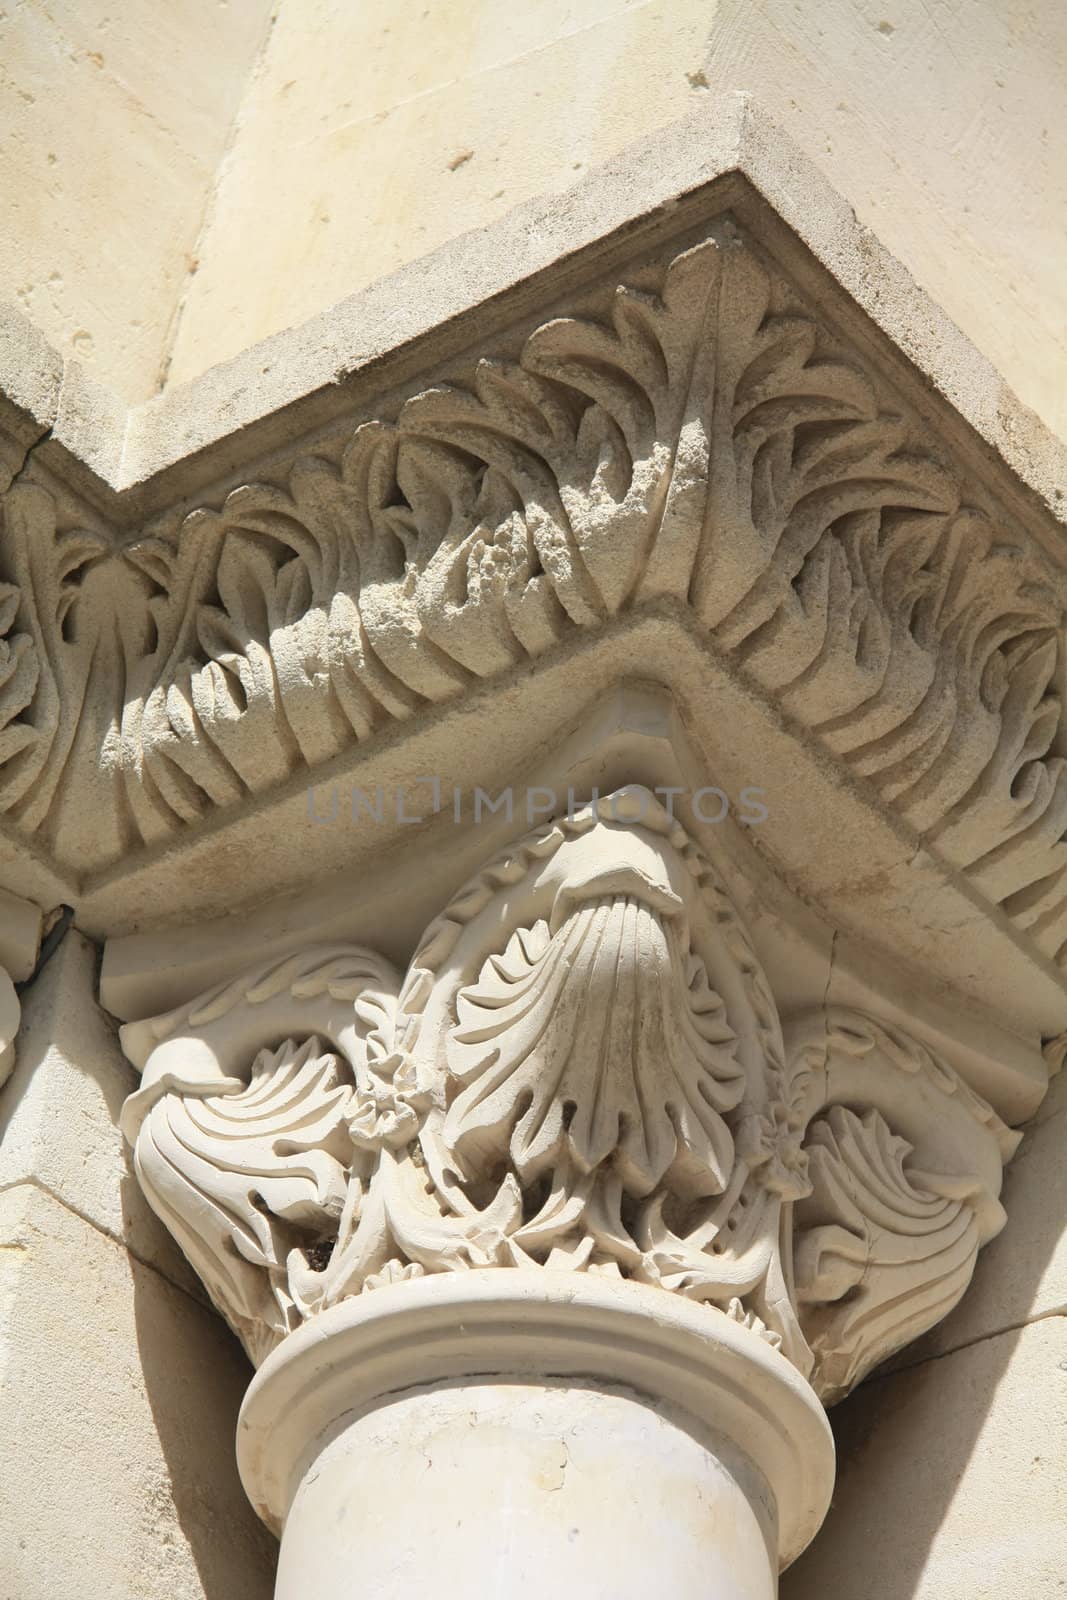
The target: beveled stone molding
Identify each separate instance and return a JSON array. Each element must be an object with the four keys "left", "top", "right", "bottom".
[
  {"left": 19, "top": 220, "right": 1061, "bottom": 911},
  {"left": 4, "top": 219, "right": 1066, "bottom": 954}
]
